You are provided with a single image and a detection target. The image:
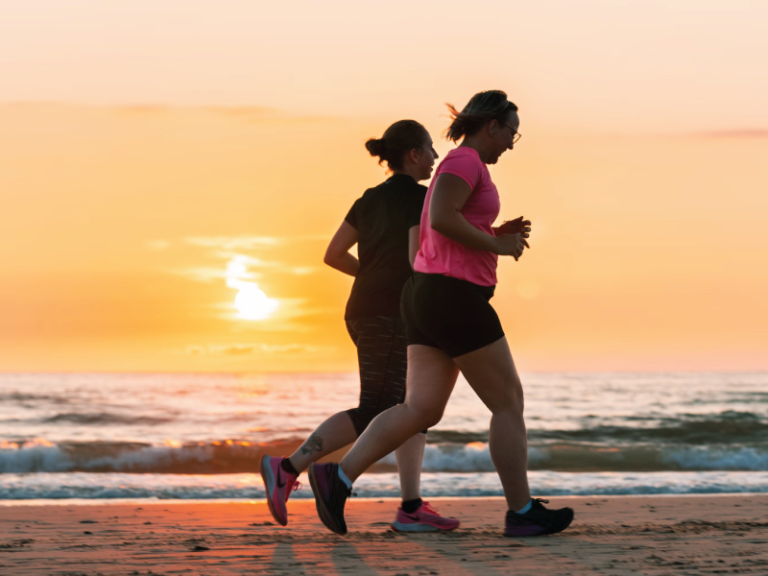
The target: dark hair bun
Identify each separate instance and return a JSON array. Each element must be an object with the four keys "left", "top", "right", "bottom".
[
  {"left": 364, "top": 120, "right": 429, "bottom": 171},
  {"left": 365, "top": 137, "right": 387, "bottom": 159}
]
